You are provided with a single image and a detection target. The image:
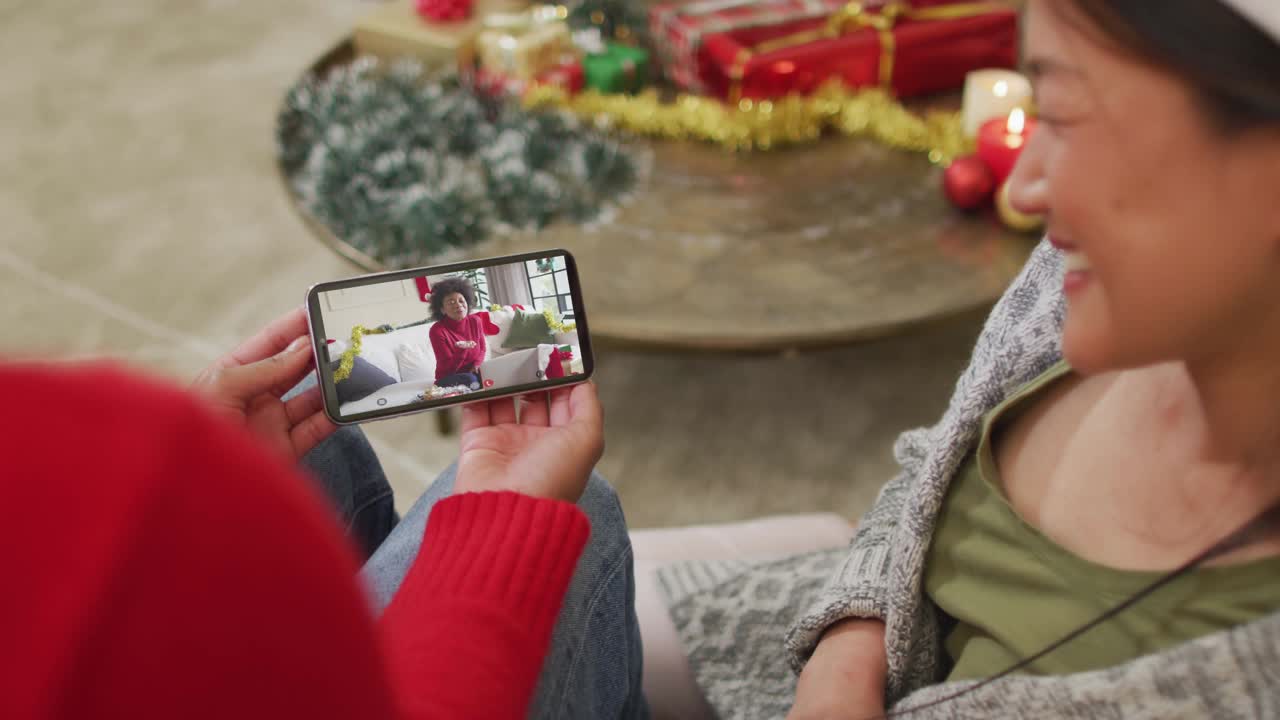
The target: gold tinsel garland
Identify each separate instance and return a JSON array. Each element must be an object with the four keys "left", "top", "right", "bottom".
[
  {"left": 334, "top": 308, "right": 576, "bottom": 383},
  {"left": 490, "top": 304, "right": 577, "bottom": 333},
  {"left": 542, "top": 308, "right": 576, "bottom": 334},
  {"left": 523, "top": 80, "right": 973, "bottom": 161},
  {"left": 333, "top": 325, "right": 389, "bottom": 383}
]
